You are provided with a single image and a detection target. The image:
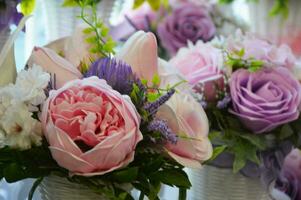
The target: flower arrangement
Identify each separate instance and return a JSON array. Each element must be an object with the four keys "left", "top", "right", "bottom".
[
  {"left": 0, "top": 1, "right": 212, "bottom": 199},
  {"left": 169, "top": 30, "right": 301, "bottom": 176},
  {"left": 111, "top": 0, "right": 244, "bottom": 59}
]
